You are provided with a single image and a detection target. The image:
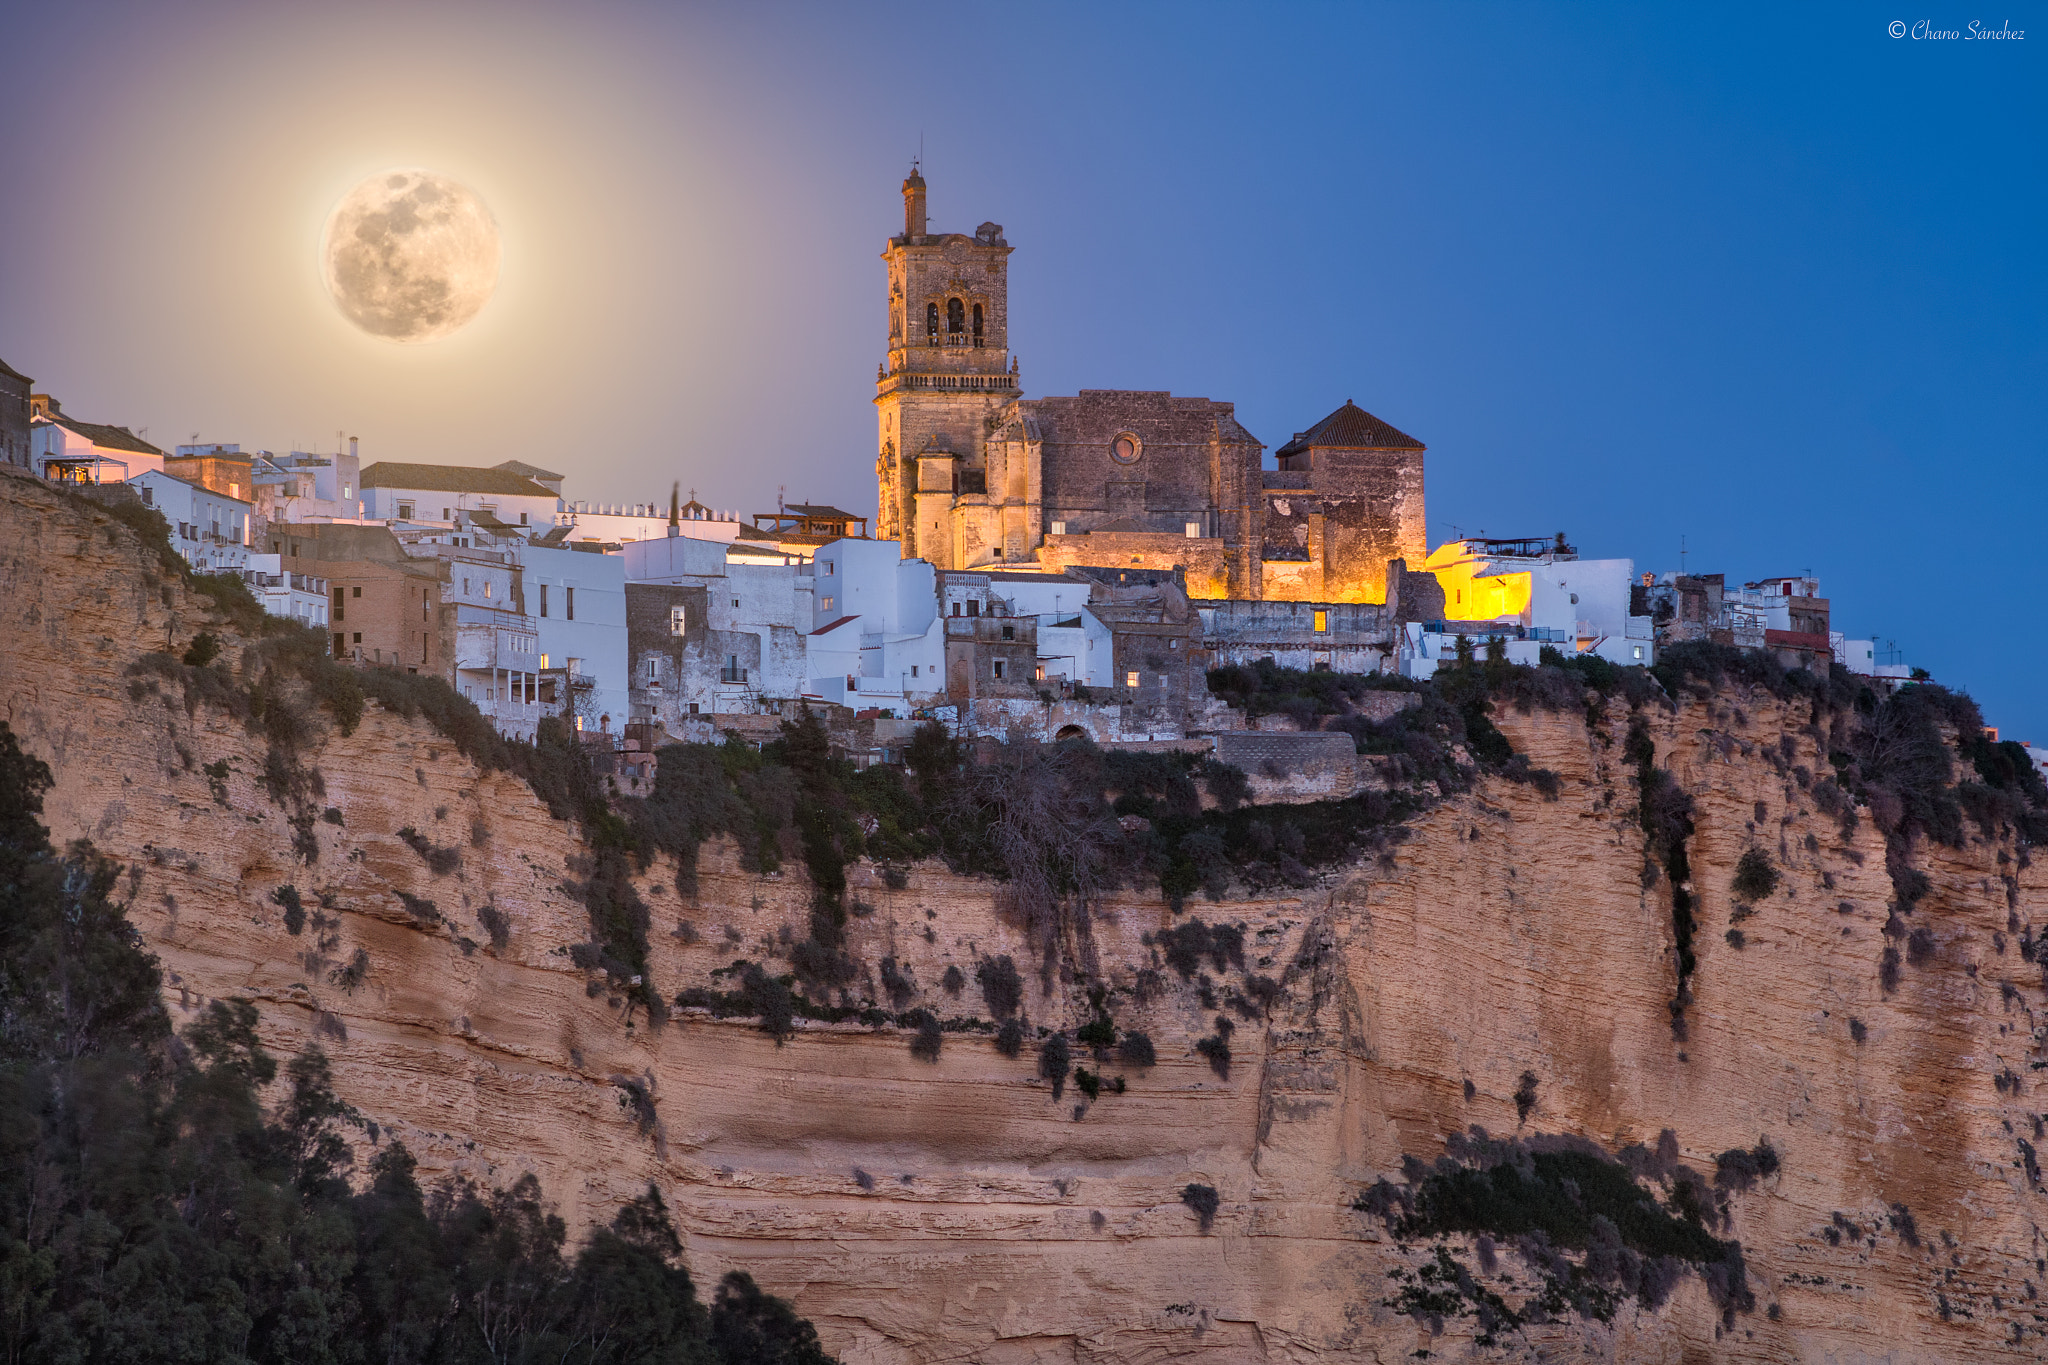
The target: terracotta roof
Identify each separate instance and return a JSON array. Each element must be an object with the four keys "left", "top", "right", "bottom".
[
  {"left": 44, "top": 411, "right": 164, "bottom": 456},
  {"left": 810, "top": 615, "right": 859, "bottom": 636},
  {"left": 1274, "top": 401, "right": 1422, "bottom": 457},
  {"left": 360, "top": 462, "right": 555, "bottom": 497},
  {"left": 492, "top": 458, "right": 563, "bottom": 481},
  {"left": 782, "top": 504, "right": 862, "bottom": 521}
]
